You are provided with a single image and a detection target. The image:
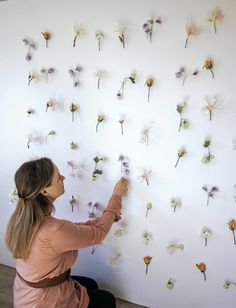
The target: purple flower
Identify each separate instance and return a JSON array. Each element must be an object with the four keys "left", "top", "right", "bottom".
[
  {"left": 73, "top": 81, "right": 80, "bottom": 87},
  {"left": 41, "top": 68, "right": 46, "bottom": 74},
  {"left": 48, "top": 68, "right": 55, "bottom": 74},
  {"left": 87, "top": 201, "right": 93, "bottom": 207},
  {"left": 88, "top": 212, "right": 95, "bottom": 219},
  {"left": 26, "top": 53, "right": 31, "bottom": 61},
  {"left": 76, "top": 66, "right": 82, "bottom": 72},
  {"left": 23, "top": 38, "right": 29, "bottom": 45},
  {"left": 212, "top": 186, "right": 219, "bottom": 192}
]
